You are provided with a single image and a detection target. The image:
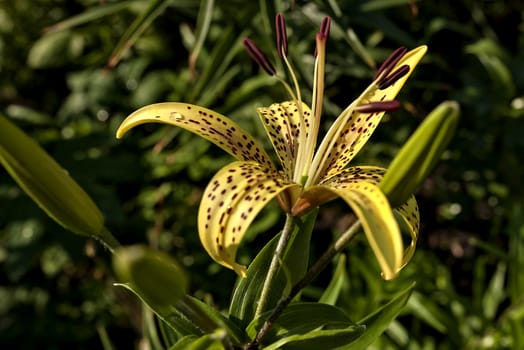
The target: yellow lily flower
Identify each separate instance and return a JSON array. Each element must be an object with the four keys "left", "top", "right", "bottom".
[{"left": 117, "top": 14, "right": 426, "bottom": 280}]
